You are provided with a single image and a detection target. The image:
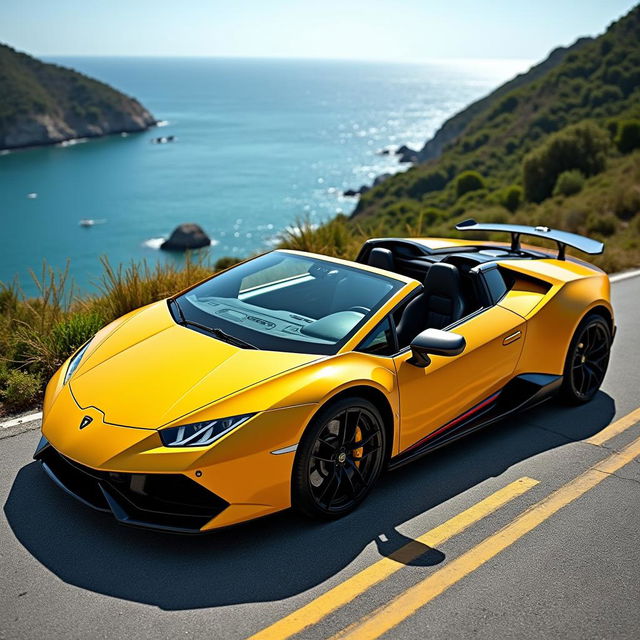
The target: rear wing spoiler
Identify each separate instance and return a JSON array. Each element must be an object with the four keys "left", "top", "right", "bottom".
[{"left": 455, "top": 219, "right": 604, "bottom": 260}]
